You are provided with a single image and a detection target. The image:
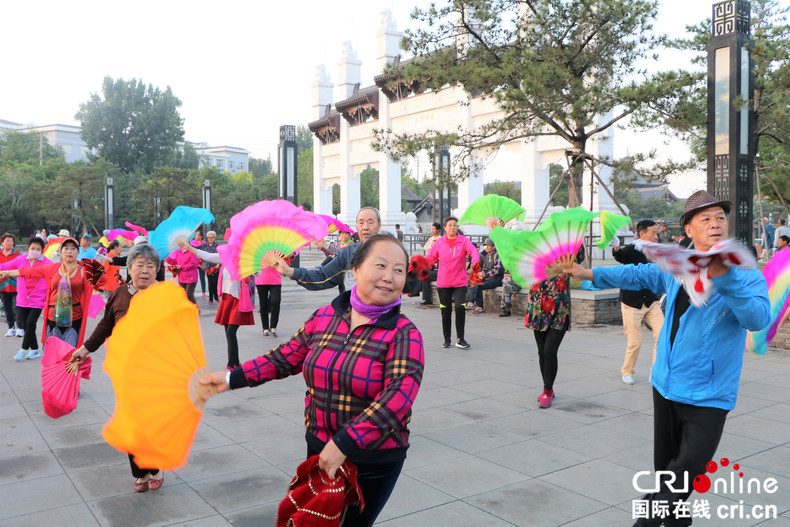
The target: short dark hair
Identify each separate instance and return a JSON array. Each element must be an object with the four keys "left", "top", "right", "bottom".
[
  {"left": 432, "top": 222, "right": 441, "bottom": 231},
  {"left": 780, "top": 235, "right": 790, "bottom": 244},
  {"left": 0, "top": 233, "right": 16, "bottom": 245},
  {"left": 779, "top": 219, "right": 786, "bottom": 226},
  {"left": 27, "top": 237, "right": 45, "bottom": 250},
  {"left": 350, "top": 233, "right": 408, "bottom": 269},
  {"left": 395, "top": 224, "right": 400, "bottom": 229},
  {"left": 108, "top": 240, "right": 121, "bottom": 251},
  {"left": 443, "top": 216, "right": 459, "bottom": 226},
  {"left": 636, "top": 219, "right": 657, "bottom": 236}
]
